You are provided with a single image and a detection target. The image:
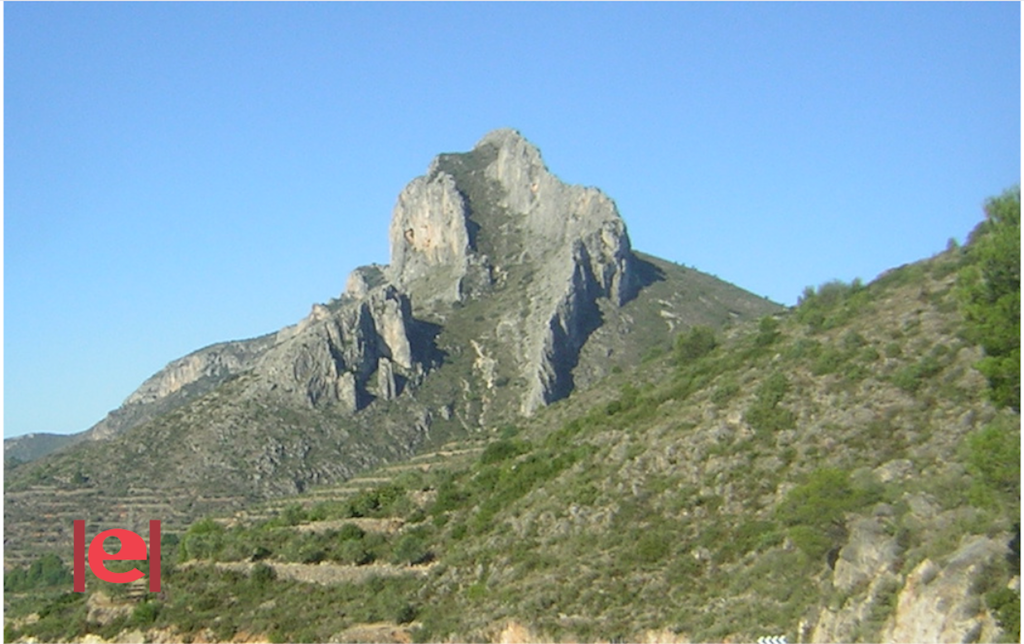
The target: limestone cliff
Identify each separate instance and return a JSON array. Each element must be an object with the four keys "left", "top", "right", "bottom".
[{"left": 254, "top": 284, "right": 423, "bottom": 411}]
